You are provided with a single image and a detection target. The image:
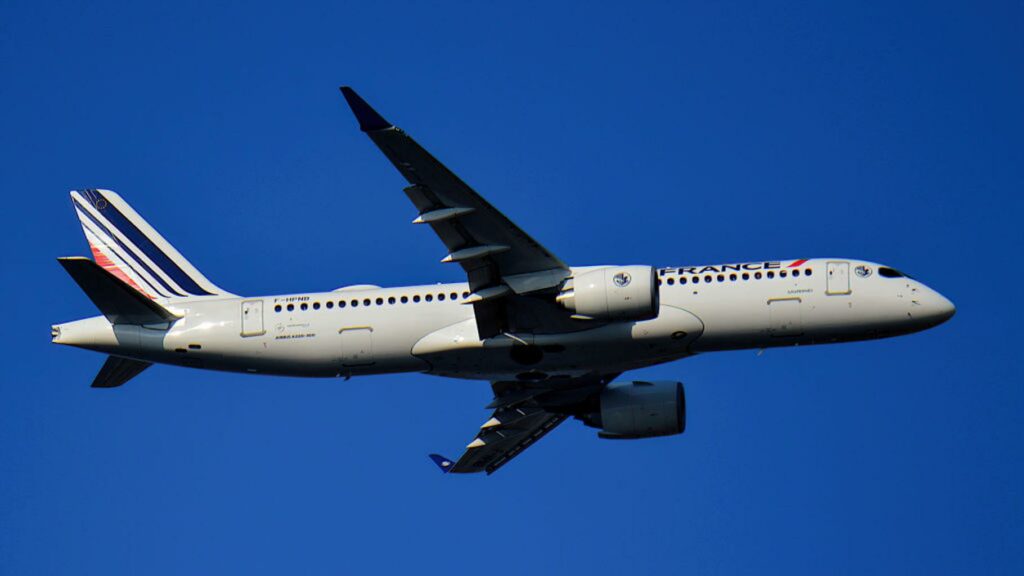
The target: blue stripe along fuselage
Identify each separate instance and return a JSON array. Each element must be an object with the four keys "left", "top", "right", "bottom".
[{"left": 81, "top": 190, "right": 214, "bottom": 296}]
